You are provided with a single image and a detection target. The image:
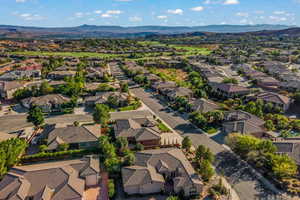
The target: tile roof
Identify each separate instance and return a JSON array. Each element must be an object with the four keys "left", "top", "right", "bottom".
[
  {"left": 0, "top": 81, "right": 24, "bottom": 91},
  {"left": 22, "top": 94, "right": 70, "bottom": 107},
  {"left": 255, "top": 92, "right": 291, "bottom": 105},
  {"left": 0, "top": 156, "right": 100, "bottom": 200},
  {"left": 122, "top": 148, "right": 202, "bottom": 189},
  {"left": 45, "top": 125, "right": 101, "bottom": 150}
]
